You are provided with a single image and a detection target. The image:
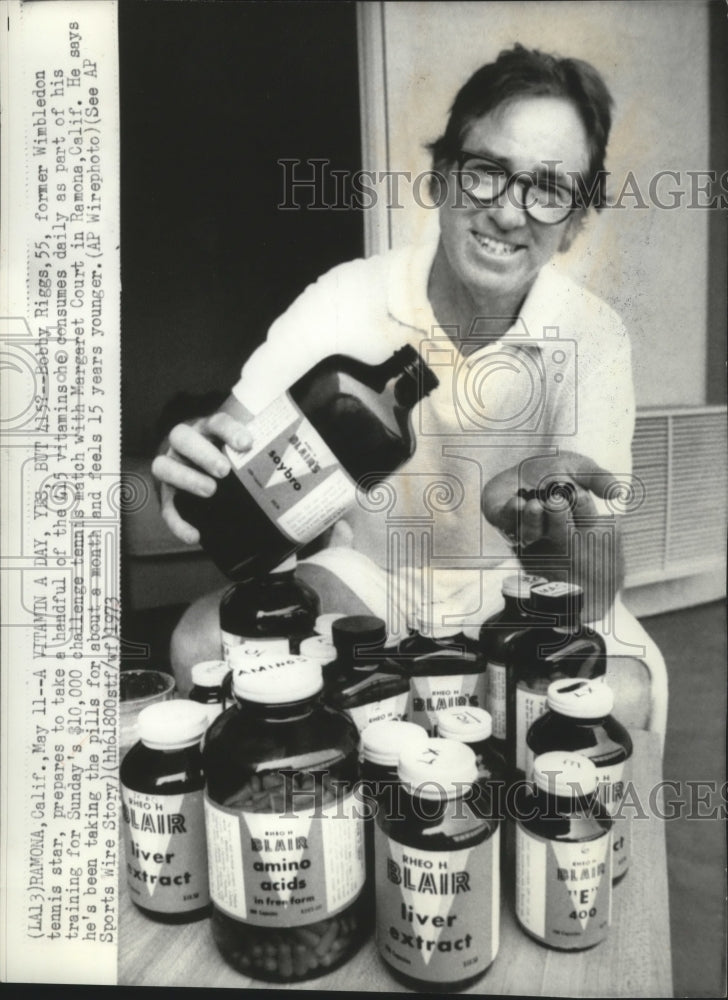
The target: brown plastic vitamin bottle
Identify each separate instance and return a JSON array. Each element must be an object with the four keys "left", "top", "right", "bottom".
[
  {"left": 202, "top": 653, "right": 367, "bottom": 982},
  {"left": 516, "top": 751, "right": 612, "bottom": 950},
  {"left": 219, "top": 555, "right": 319, "bottom": 664},
  {"left": 477, "top": 573, "right": 548, "bottom": 756},
  {"left": 325, "top": 616, "right": 409, "bottom": 733},
  {"left": 188, "top": 660, "right": 231, "bottom": 725},
  {"left": 526, "top": 678, "right": 632, "bottom": 883},
  {"left": 505, "top": 581, "right": 606, "bottom": 780},
  {"left": 175, "top": 345, "right": 439, "bottom": 581},
  {"left": 120, "top": 700, "right": 211, "bottom": 922},
  {"left": 375, "top": 738, "right": 500, "bottom": 992}
]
